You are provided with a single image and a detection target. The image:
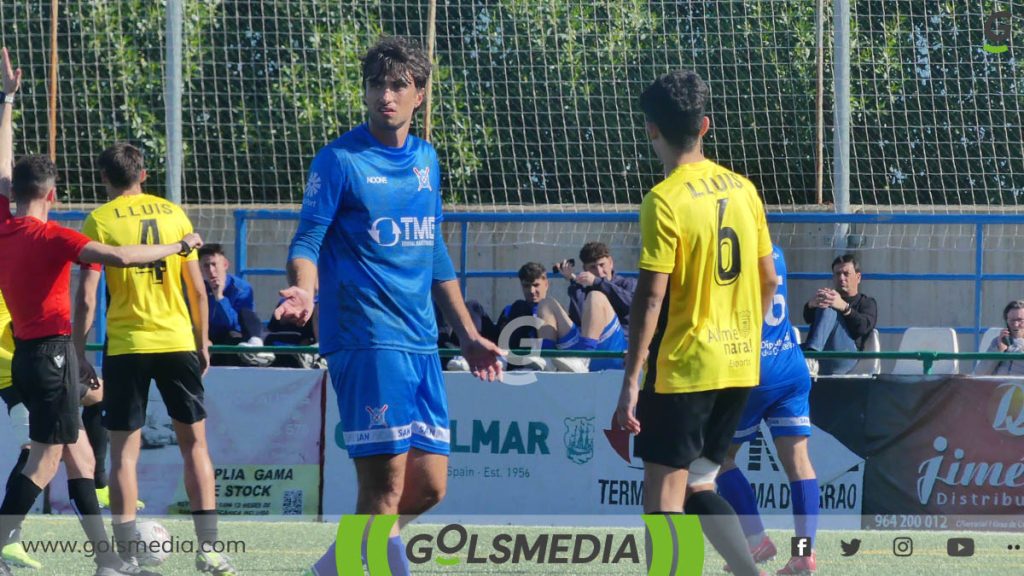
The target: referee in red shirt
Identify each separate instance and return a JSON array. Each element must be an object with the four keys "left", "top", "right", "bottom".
[{"left": 0, "top": 48, "right": 202, "bottom": 576}]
